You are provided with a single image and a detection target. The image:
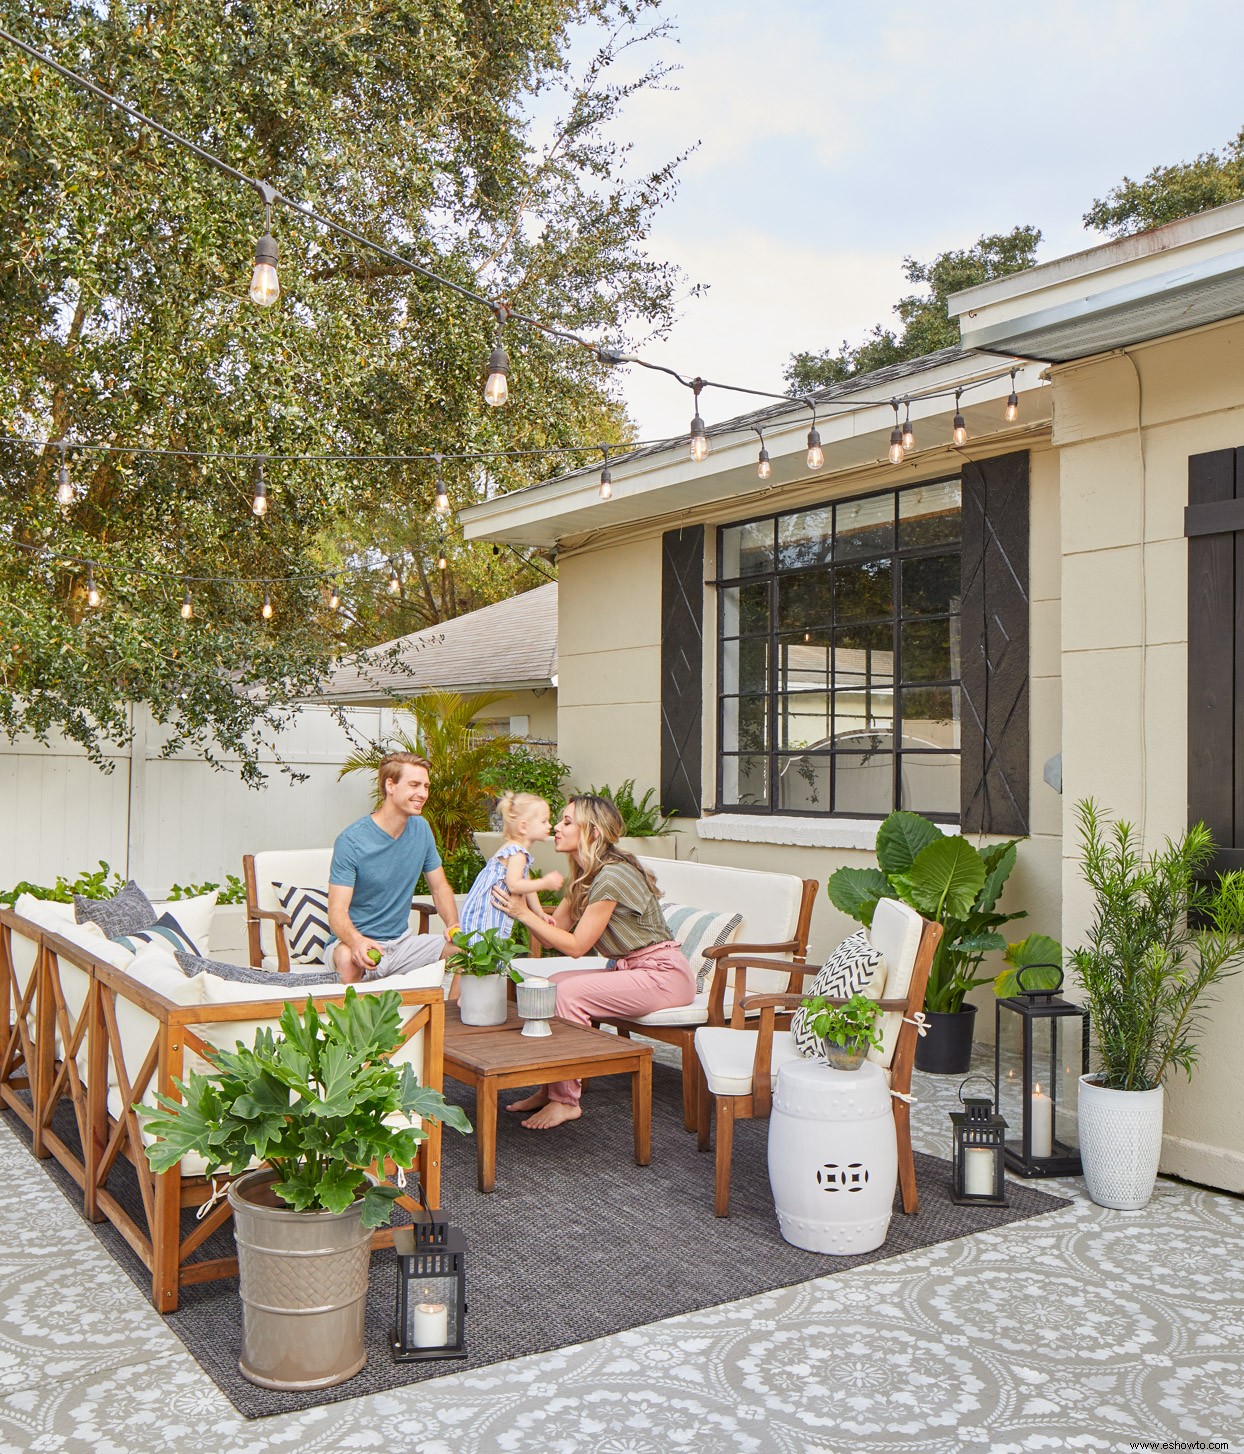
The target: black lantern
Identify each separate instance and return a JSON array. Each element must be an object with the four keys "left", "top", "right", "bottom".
[
  {"left": 391, "top": 1192, "right": 467, "bottom": 1362},
  {"left": 994, "top": 964, "right": 1089, "bottom": 1178},
  {"left": 949, "top": 1076, "right": 1008, "bottom": 1206}
]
